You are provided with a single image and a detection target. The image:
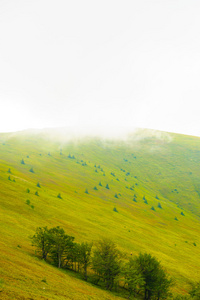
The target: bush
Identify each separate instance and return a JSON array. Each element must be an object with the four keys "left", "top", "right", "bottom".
[
  {"left": 106, "top": 184, "right": 109, "bottom": 189},
  {"left": 21, "top": 159, "right": 25, "bottom": 164},
  {"left": 57, "top": 193, "right": 62, "bottom": 199},
  {"left": 113, "top": 207, "right": 118, "bottom": 212},
  {"left": 158, "top": 202, "right": 162, "bottom": 209},
  {"left": 29, "top": 167, "right": 34, "bottom": 173},
  {"left": 114, "top": 193, "right": 118, "bottom": 198},
  {"left": 85, "top": 189, "right": 89, "bottom": 194}
]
